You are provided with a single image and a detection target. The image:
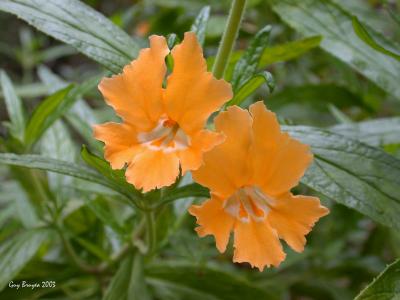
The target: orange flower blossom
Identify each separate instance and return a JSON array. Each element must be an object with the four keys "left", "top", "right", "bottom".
[
  {"left": 189, "top": 102, "right": 329, "bottom": 271},
  {"left": 93, "top": 32, "right": 232, "bottom": 192}
]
